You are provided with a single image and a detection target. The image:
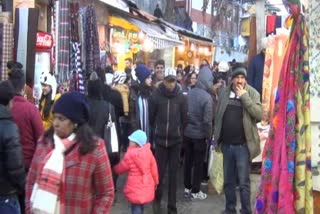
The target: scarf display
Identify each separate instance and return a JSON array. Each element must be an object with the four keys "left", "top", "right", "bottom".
[
  {"left": 14, "top": 8, "right": 38, "bottom": 85},
  {"left": 255, "top": 3, "right": 313, "bottom": 213},
  {"left": 31, "top": 133, "right": 76, "bottom": 214},
  {"left": 0, "top": 22, "right": 13, "bottom": 81},
  {"left": 262, "top": 33, "right": 289, "bottom": 121},
  {"left": 70, "top": 42, "right": 85, "bottom": 94},
  {"left": 80, "top": 5, "right": 100, "bottom": 74},
  {"left": 57, "top": 0, "right": 70, "bottom": 83}
]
